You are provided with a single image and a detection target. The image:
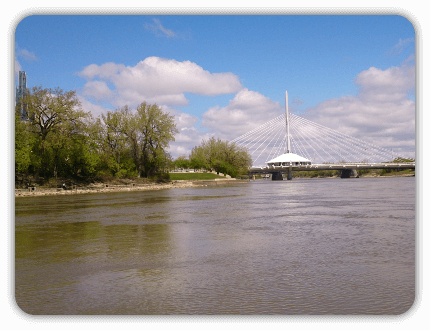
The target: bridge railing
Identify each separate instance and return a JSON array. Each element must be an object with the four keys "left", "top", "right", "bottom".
[{"left": 249, "top": 162, "right": 415, "bottom": 173}]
